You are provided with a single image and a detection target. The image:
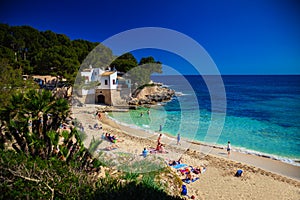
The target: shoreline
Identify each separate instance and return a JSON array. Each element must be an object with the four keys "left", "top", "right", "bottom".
[
  {"left": 104, "top": 113, "right": 300, "bottom": 181},
  {"left": 107, "top": 113, "right": 300, "bottom": 168},
  {"left": 72, "top": 105, "right": 300, "bottom": 199}
]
